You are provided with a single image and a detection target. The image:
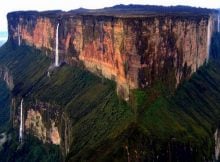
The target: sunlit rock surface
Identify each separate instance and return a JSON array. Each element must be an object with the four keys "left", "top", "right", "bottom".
[{"left": 7, "top": 10, "right": 216, "bottom": 99}]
